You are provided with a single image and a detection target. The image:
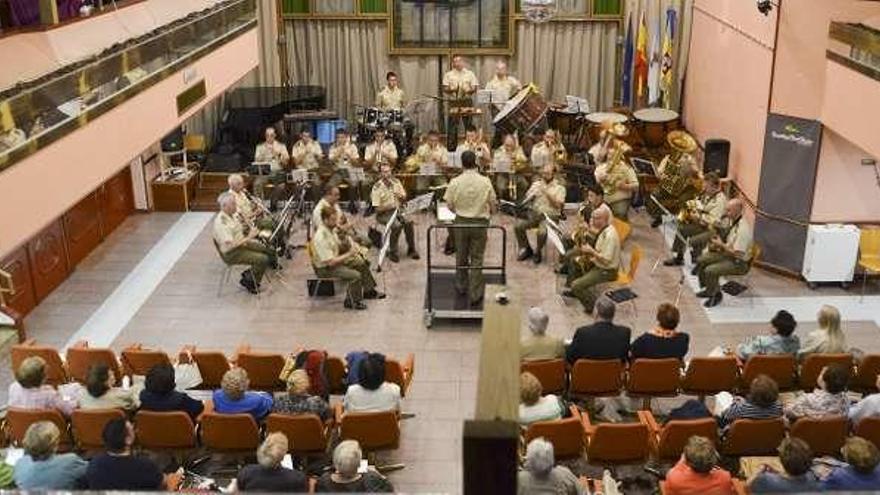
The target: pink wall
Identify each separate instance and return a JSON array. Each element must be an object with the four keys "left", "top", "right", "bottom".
[
  {"left": 683, "top": 0, "right": 777, "bottom": 201},
  {"left": 0, "top": 28, "right": 258, "bottom": 258},
  {"left": 821, "top": 58, "right": 880, "bottom": 161},
  {"left": 812, "top": 129, "right": 880, "bottom": 223}
]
